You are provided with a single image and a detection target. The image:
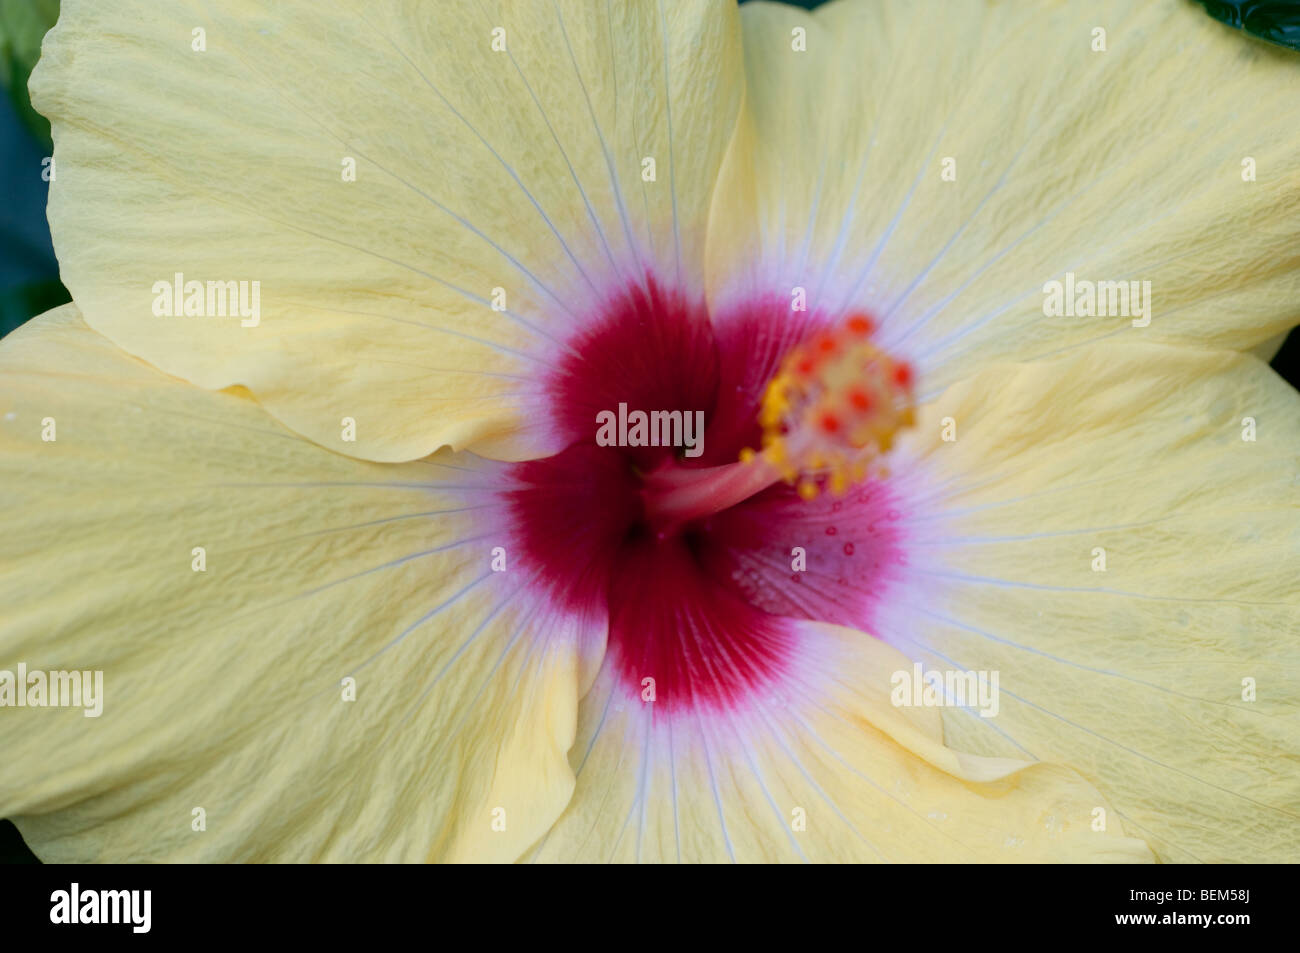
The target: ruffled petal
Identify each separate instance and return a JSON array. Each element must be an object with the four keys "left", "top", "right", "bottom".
[
  {"left": 881, "top": 340, "right": 1300, "bottom": 862},
  {"left": 529, "top": 617, "right": 1151, "bottom": 862},
  {"left": 0, "top": 306, "right": 601, "bottom": 861},
  {"left": 30, "top": 0, "right": 743, "bottom": 462},
  {"left": 707, "top": 0, "right": 1300, "bottom": 393}
]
